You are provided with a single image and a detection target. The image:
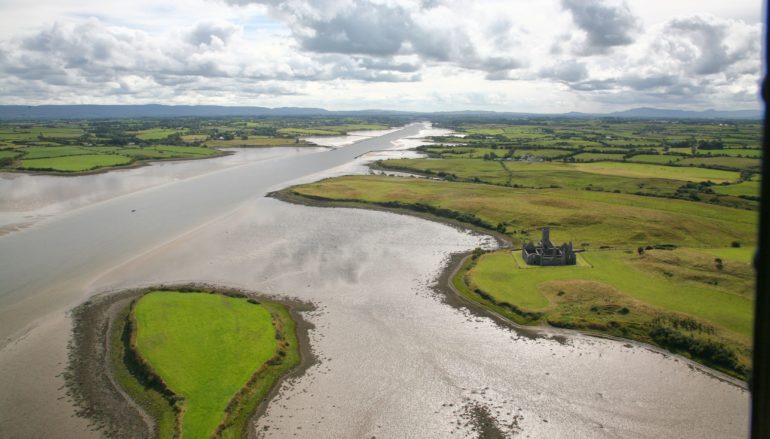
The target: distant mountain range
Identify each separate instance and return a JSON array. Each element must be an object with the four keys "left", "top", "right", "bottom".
[
  {"left": 0, "top": 105, "right": 761, "bottom": 120},
  {"left": 600, "top": 107, "right": 762, "bottom": 120}
]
